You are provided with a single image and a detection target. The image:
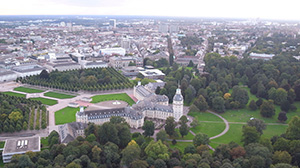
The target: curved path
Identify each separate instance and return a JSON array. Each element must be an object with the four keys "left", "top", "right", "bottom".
[
  {"left": 167, "top": 110, "right": 230, "bottom": 151},
  {"left": 207, "top": 110, "right": 230, "bottom": 140}
]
